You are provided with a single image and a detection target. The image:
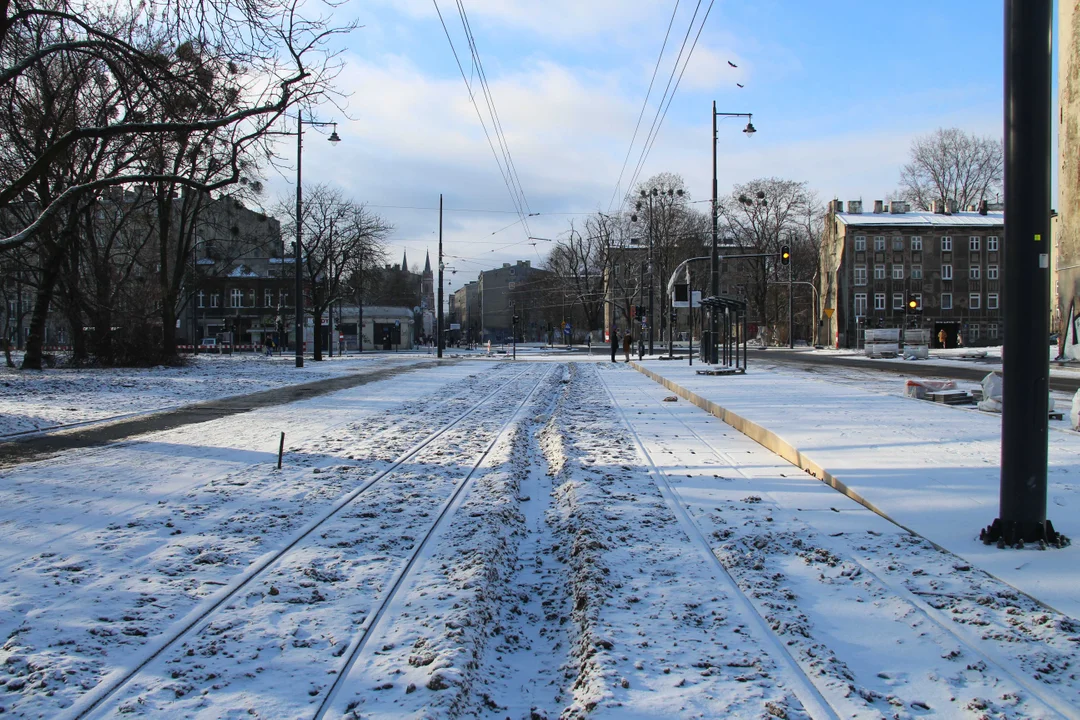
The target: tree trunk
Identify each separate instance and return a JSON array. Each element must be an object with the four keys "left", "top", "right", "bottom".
[
  {"left": 21, "top": 244, "right": 65, "bottom": 370},
  {"left": 312, "top": 307, "right": 324, "bottom": 361}
]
